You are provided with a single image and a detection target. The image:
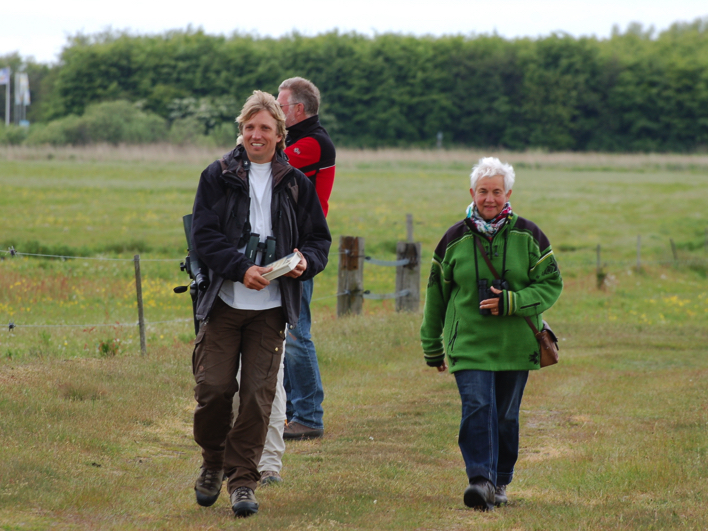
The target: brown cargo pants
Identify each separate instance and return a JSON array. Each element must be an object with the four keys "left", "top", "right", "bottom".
[{"left": 192, "top": 297, "right": 285, "bottom": 493}]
